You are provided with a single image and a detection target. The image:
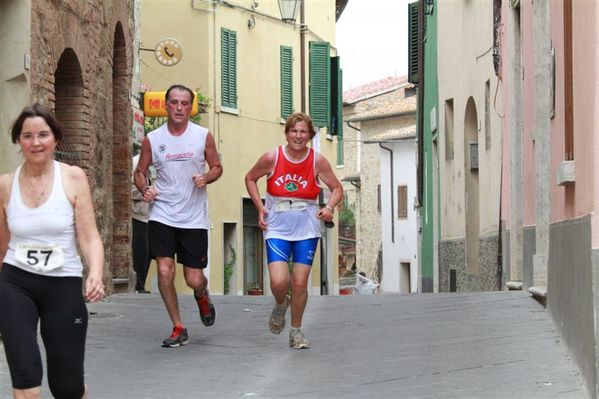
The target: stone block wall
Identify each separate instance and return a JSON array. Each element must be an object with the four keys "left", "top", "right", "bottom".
[{"left": 29, "top": 0, "right": 134, "bottom": 293}]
